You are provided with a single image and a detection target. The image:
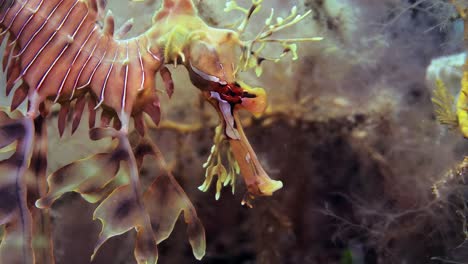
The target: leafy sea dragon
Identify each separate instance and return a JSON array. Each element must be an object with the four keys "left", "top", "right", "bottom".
[{"left": 0, "top": 0, "right": 320, "bottom": 263}]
